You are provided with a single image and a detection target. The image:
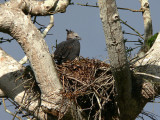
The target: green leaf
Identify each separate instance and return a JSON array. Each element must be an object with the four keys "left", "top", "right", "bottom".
[{"left": 147, "top": 33, "right": 158, "bottom": 48}]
